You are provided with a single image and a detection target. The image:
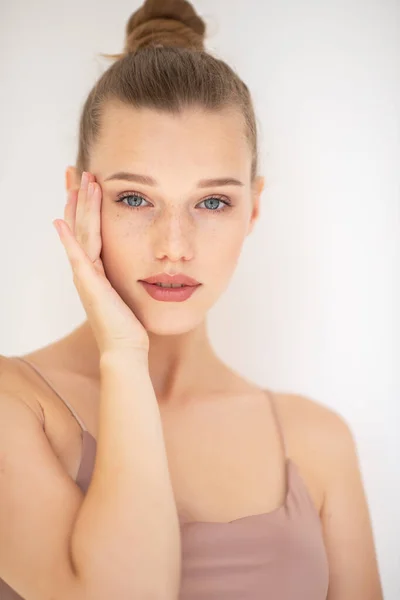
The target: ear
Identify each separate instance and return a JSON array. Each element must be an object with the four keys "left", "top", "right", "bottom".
[
  {"left": 247, "top": 175, "right": 265, "bottom": 236},
  {"left": 65, "top": 165, "right": 81, "bottom": 193}
]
